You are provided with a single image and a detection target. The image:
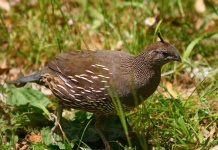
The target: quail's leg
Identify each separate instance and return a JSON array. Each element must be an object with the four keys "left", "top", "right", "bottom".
[
  {"left": 51, "top": 101, "right": 63, "bottom": 143},
  {"left": 95, "top": 115, "right": 111, "bottom": 150}
]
